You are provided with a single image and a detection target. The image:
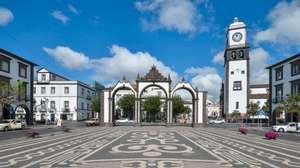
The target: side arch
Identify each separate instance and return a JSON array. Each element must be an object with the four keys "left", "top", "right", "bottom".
[
  {"left": 171, "top": 82, "right": 197, "bottom": 99},
  {"left": 111, "top": 81, "right": 137, "bottom": 98},
  {"left": 171, "top": 81, "right": 198, "bottom": 126}
]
